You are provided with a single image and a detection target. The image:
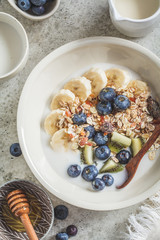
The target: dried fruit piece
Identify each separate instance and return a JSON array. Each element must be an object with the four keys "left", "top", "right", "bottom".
[
  {"left": 147, "top": 96, "right": 160, "bottom": 119},
  {"left": 100, "top": 121, "right": 113, "bottom": 133}
]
